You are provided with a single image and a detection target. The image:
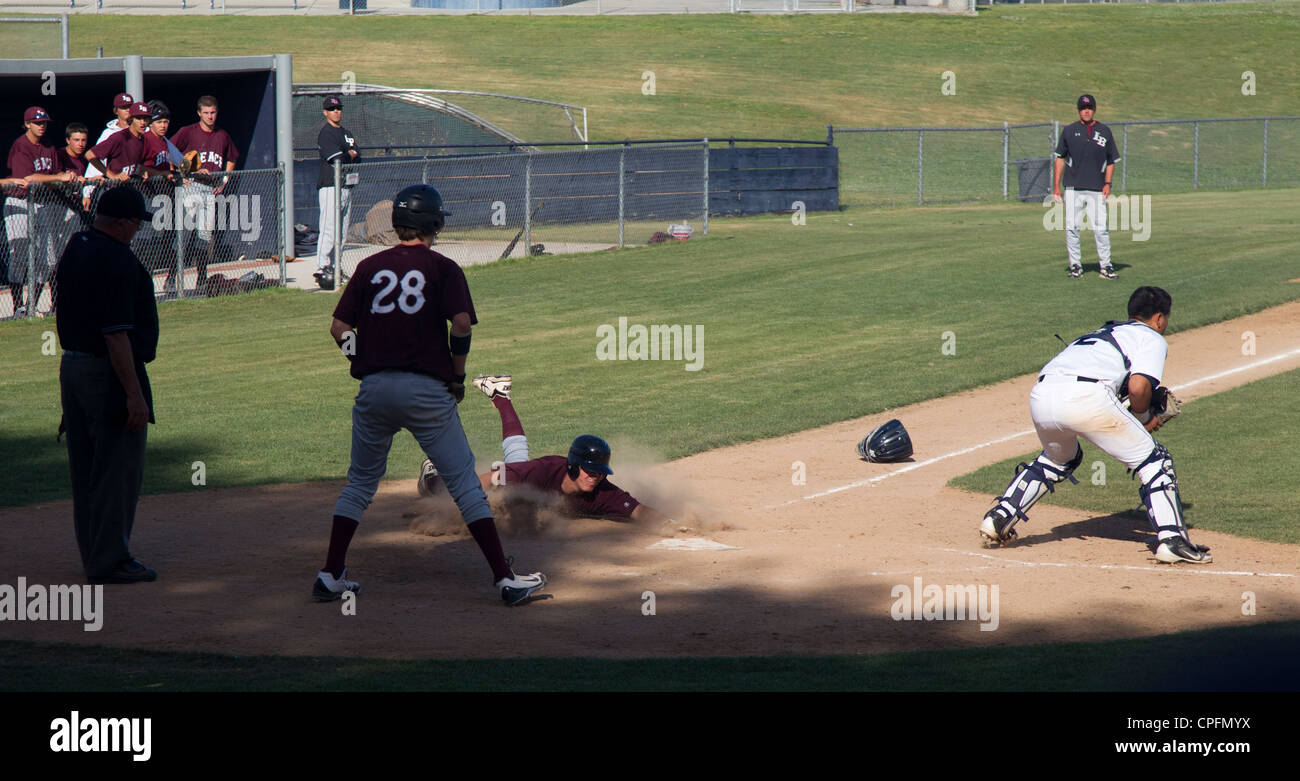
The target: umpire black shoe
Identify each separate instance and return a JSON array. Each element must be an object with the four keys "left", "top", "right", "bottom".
[{"left": 89, "top": 559, "right": 158, "bottom": 584}]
